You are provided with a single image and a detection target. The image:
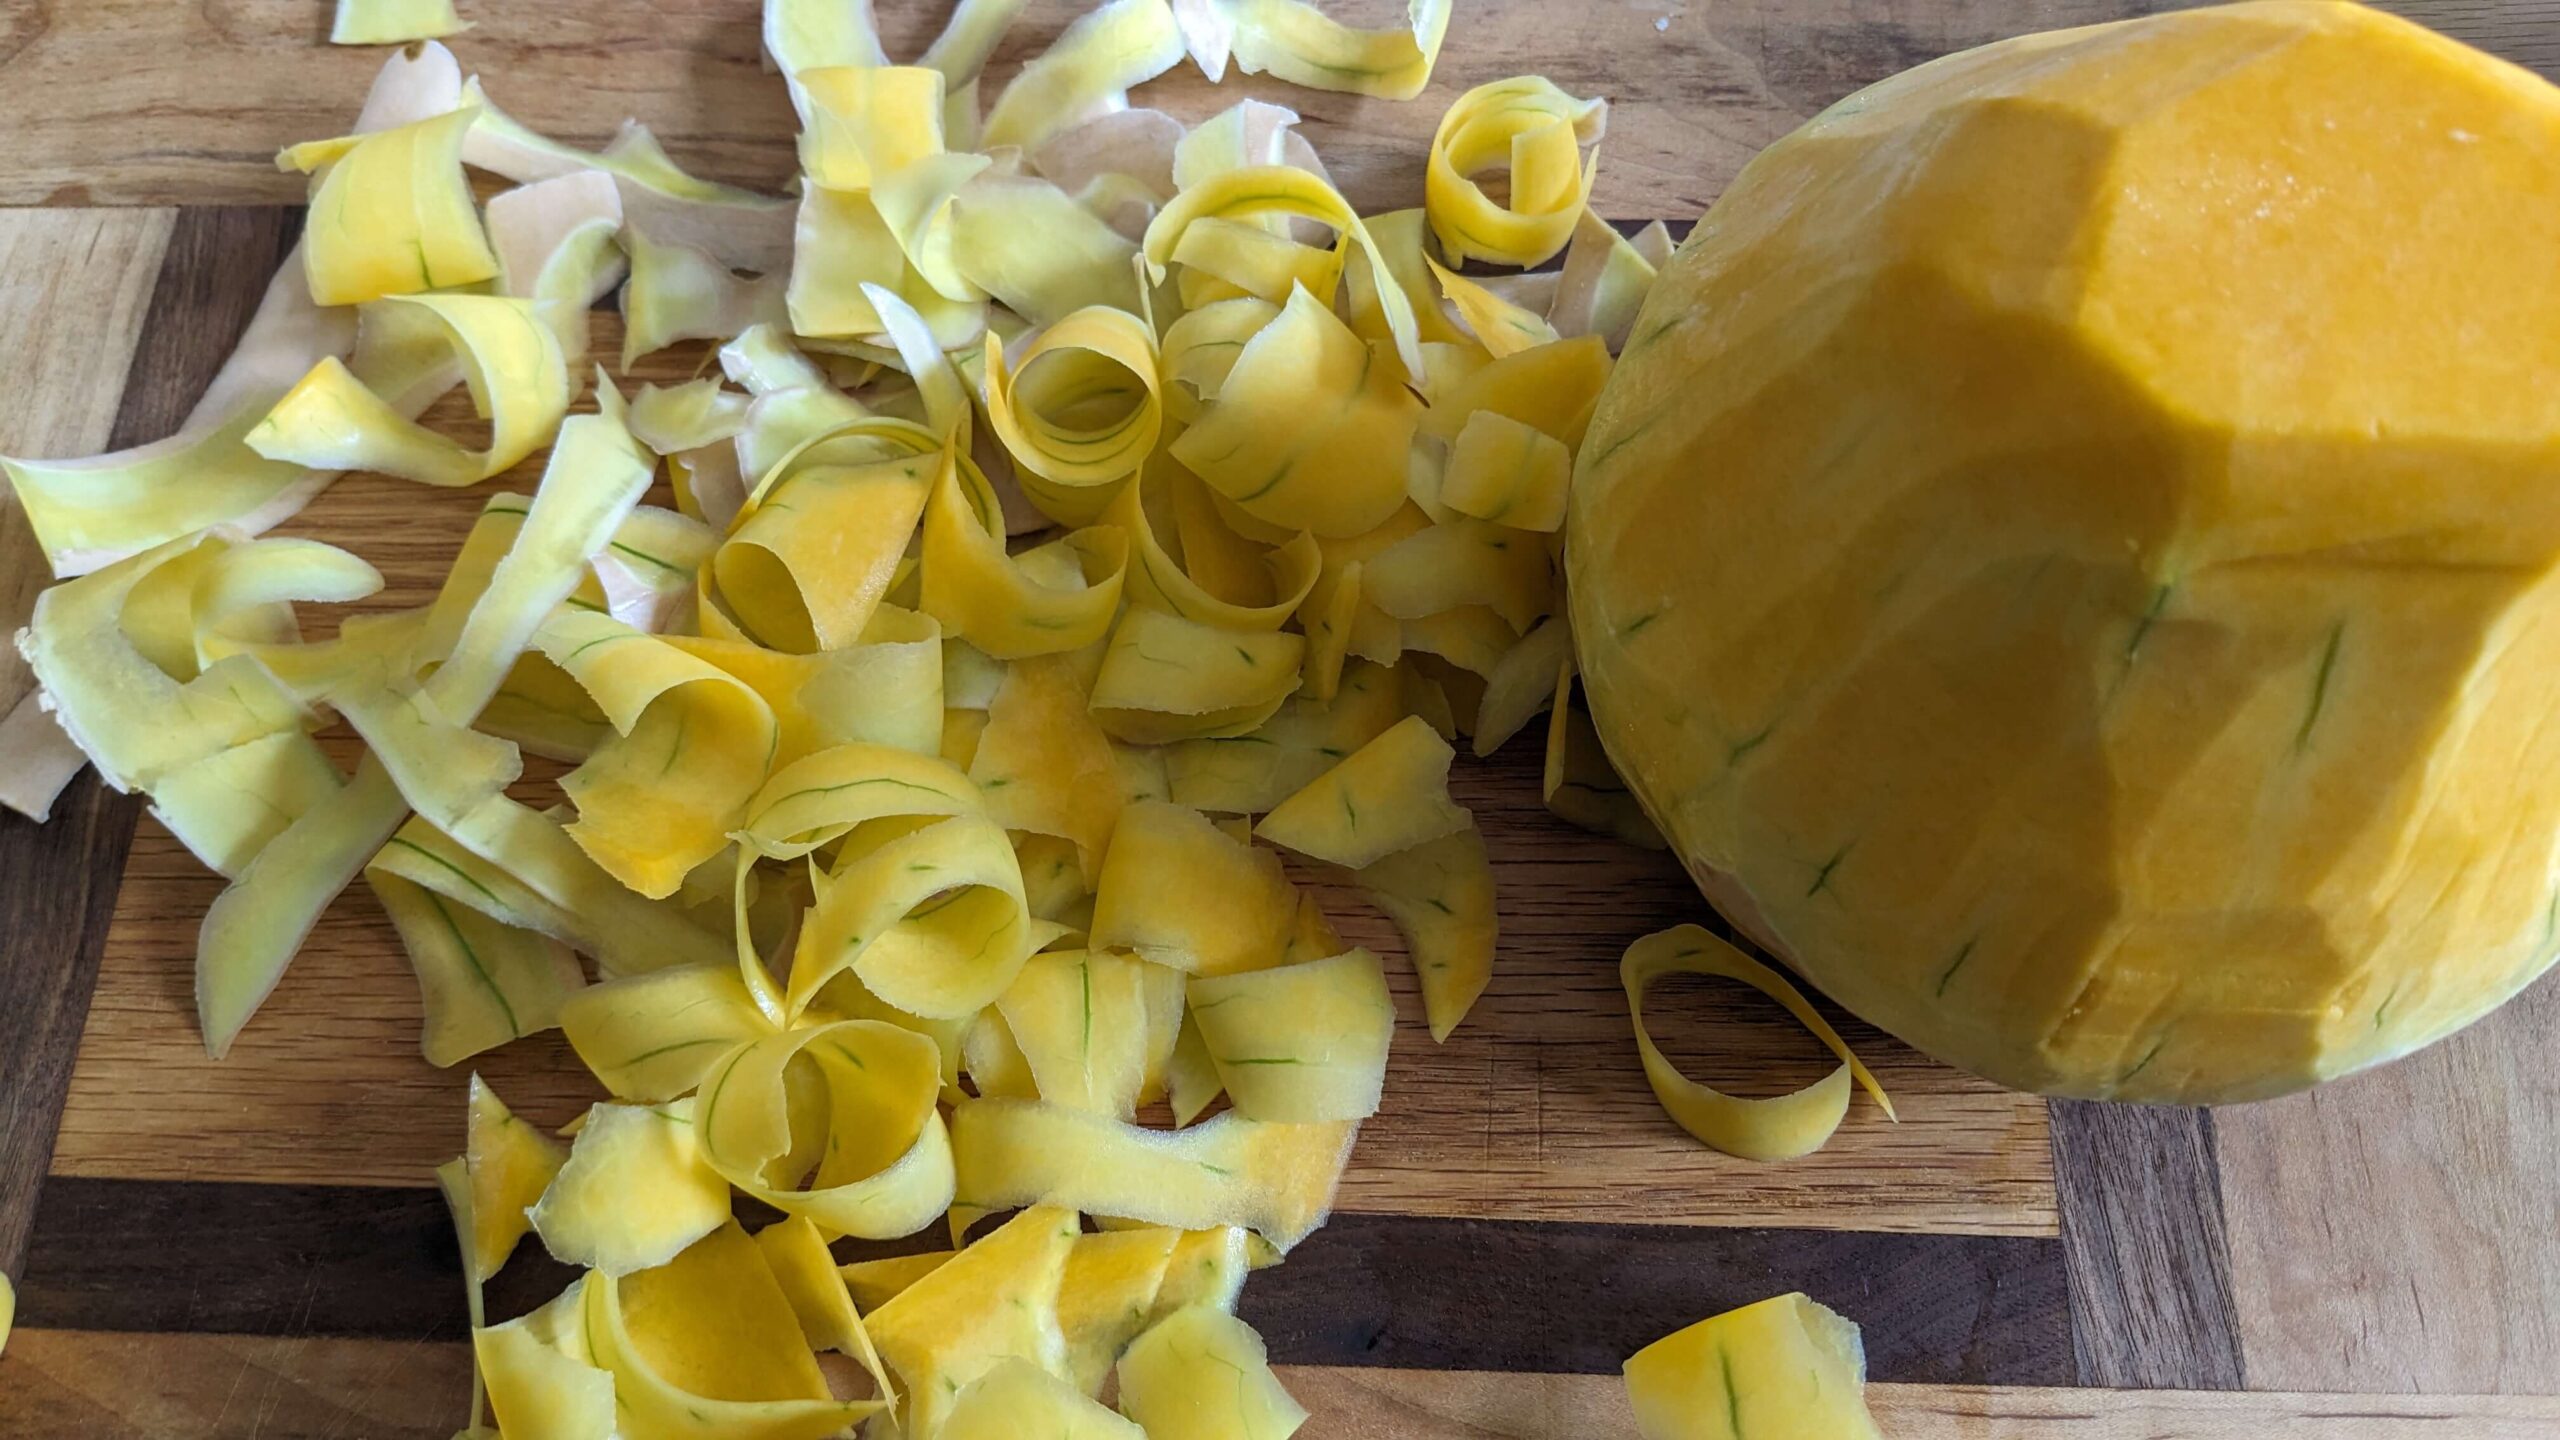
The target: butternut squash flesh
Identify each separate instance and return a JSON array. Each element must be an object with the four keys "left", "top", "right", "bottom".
[{"left": 1570, "top": 0, "right": 2560, "bottom": 1102}]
